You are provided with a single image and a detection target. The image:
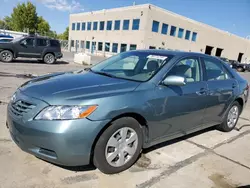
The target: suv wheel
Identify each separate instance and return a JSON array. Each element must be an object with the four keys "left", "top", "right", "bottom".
[
  {"left": 93, "top": 117, "right": 143, "bottom": 174},
  {"left": 237, "top": 67, "right": 244, "bottom": 72},
  {"left": 0, "top": 50, "right": 13, "bottom": 62},
  {"left": 43, "top": 53, "right": 55, "bottom": 64}
]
